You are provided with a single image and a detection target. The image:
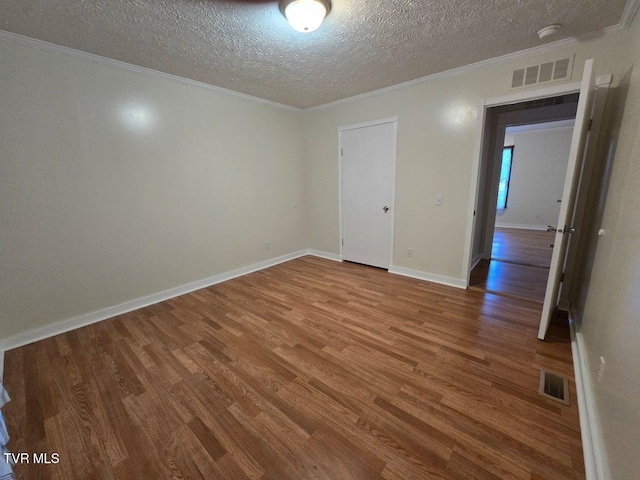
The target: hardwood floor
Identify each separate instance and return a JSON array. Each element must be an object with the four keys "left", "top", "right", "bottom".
[
  {"left": 470, "top": 227, "right": 555, "bottom": 304},
  {"left": 492, "top": 228, "right": 555, "bottom": 268},
  {"left": 469, "top": 260, "right": 550, "bottom": 304},
  {"left": 3, "top": 256, "right": 584, "bottom": 480}
]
